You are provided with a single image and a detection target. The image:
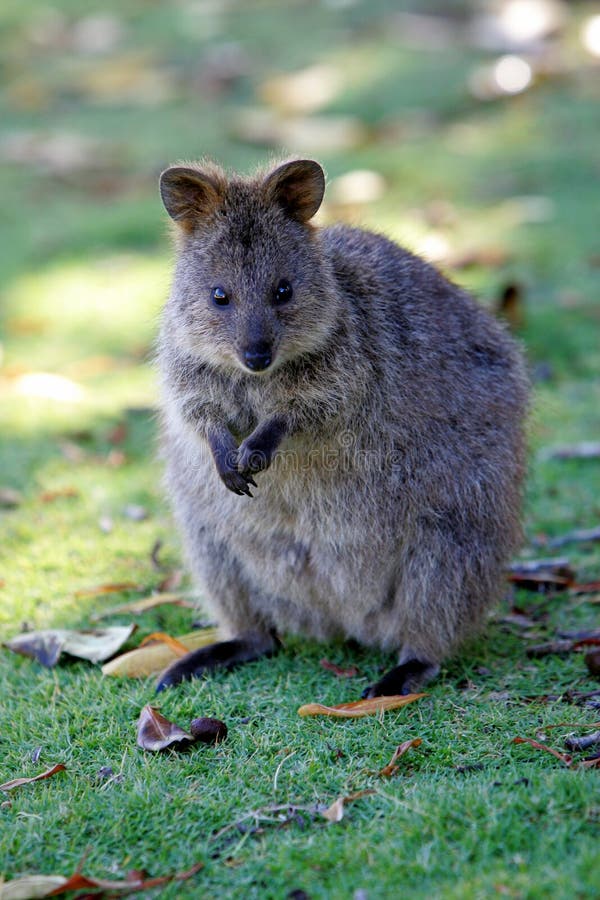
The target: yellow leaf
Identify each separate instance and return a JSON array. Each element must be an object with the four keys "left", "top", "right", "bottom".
[
  {"left": 101, "top": 629, "right": 219, "bottom": 678},
  {"left": 298, "top": 693, "right": 426, "bottom": 718}
]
